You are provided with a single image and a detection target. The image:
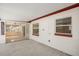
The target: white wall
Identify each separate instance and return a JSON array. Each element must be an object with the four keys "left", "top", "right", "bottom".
[{"left": 29, "top": 7, "right": 79, "bottom": 56}]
